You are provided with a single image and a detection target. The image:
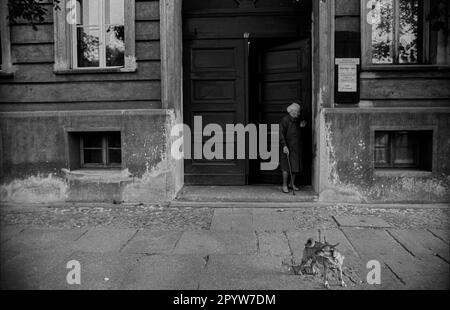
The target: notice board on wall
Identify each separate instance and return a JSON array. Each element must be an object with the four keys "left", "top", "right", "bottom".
[{"left": 335, "top": 58, "right": 360, "bottom": 104}]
